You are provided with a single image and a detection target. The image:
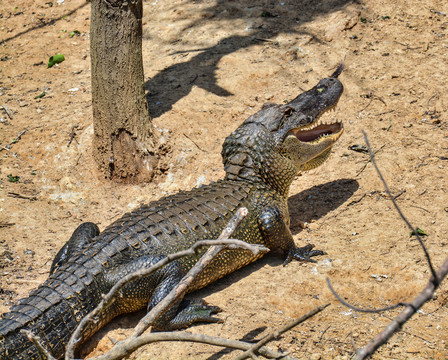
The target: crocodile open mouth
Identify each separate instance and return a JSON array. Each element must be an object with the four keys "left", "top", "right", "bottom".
[{"left": 291, "top": 122, "right": 343, "bottom": 143}]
